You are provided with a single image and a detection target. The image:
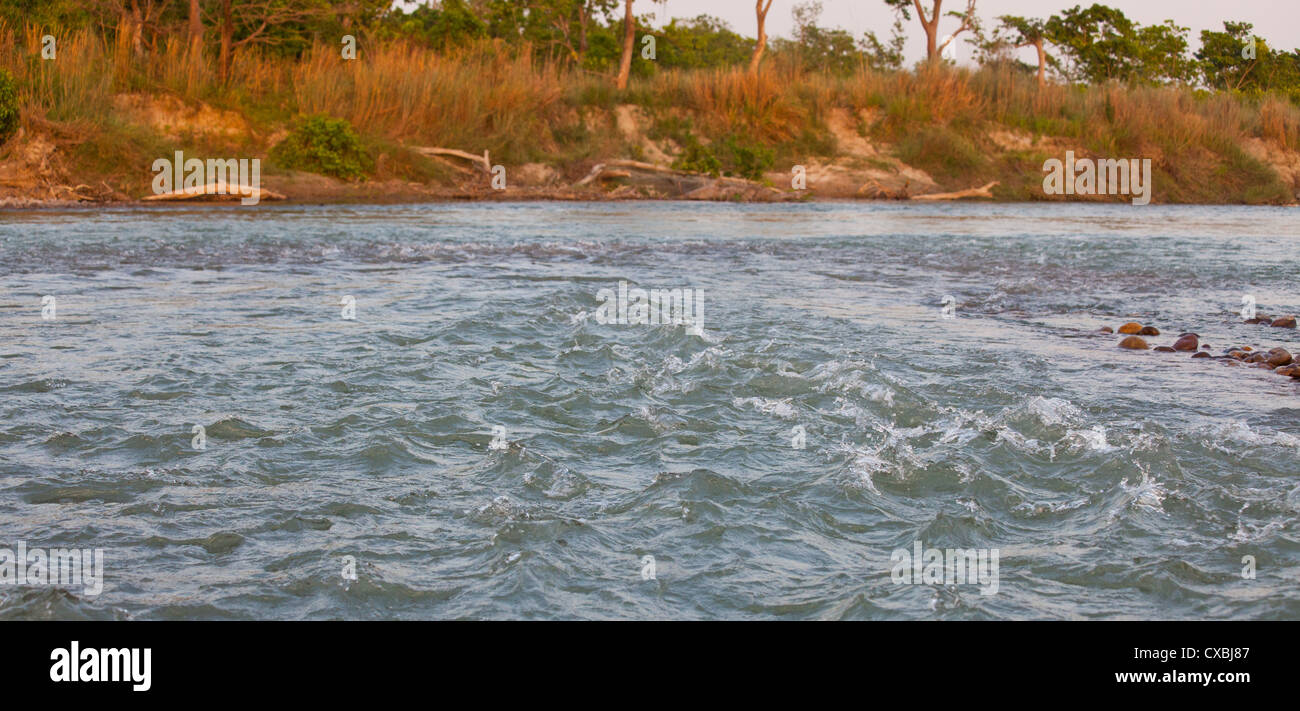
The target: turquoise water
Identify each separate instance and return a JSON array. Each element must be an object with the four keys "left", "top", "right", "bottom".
[{"left": 1, "top": 201, "right": 1297, "bottom": 619}]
